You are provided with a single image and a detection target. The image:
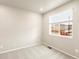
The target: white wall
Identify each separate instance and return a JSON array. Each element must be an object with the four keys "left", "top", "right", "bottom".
[
  {"left": 42, "top": 0, "right": 79, "bottom": 58},
  {"left": 0, "top": 5, "right": 42, "bottom": 53},
  {"left": 73, "top": 0, "right": 79, "bottom": 58}
]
